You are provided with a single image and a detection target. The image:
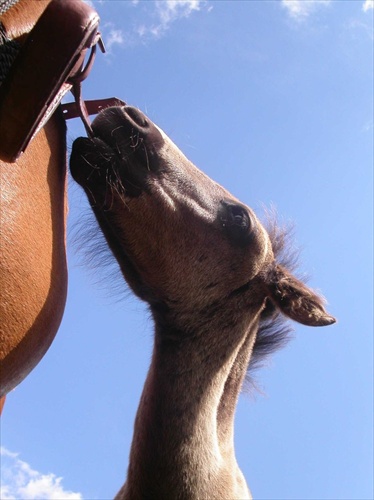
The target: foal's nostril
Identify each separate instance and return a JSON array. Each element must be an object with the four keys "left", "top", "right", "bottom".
[{"left": 125, "top": 106, "right": 149, "bottom": 129}]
